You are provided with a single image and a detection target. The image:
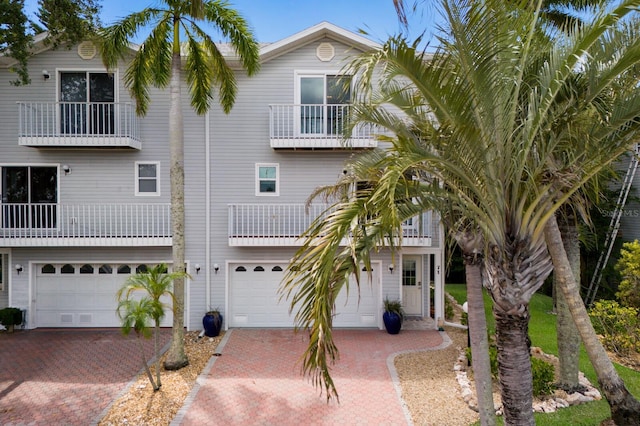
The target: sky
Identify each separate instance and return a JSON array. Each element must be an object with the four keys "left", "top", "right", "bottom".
[{"left": 23, "top": 0, "right": 440, "bottom": 46}]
